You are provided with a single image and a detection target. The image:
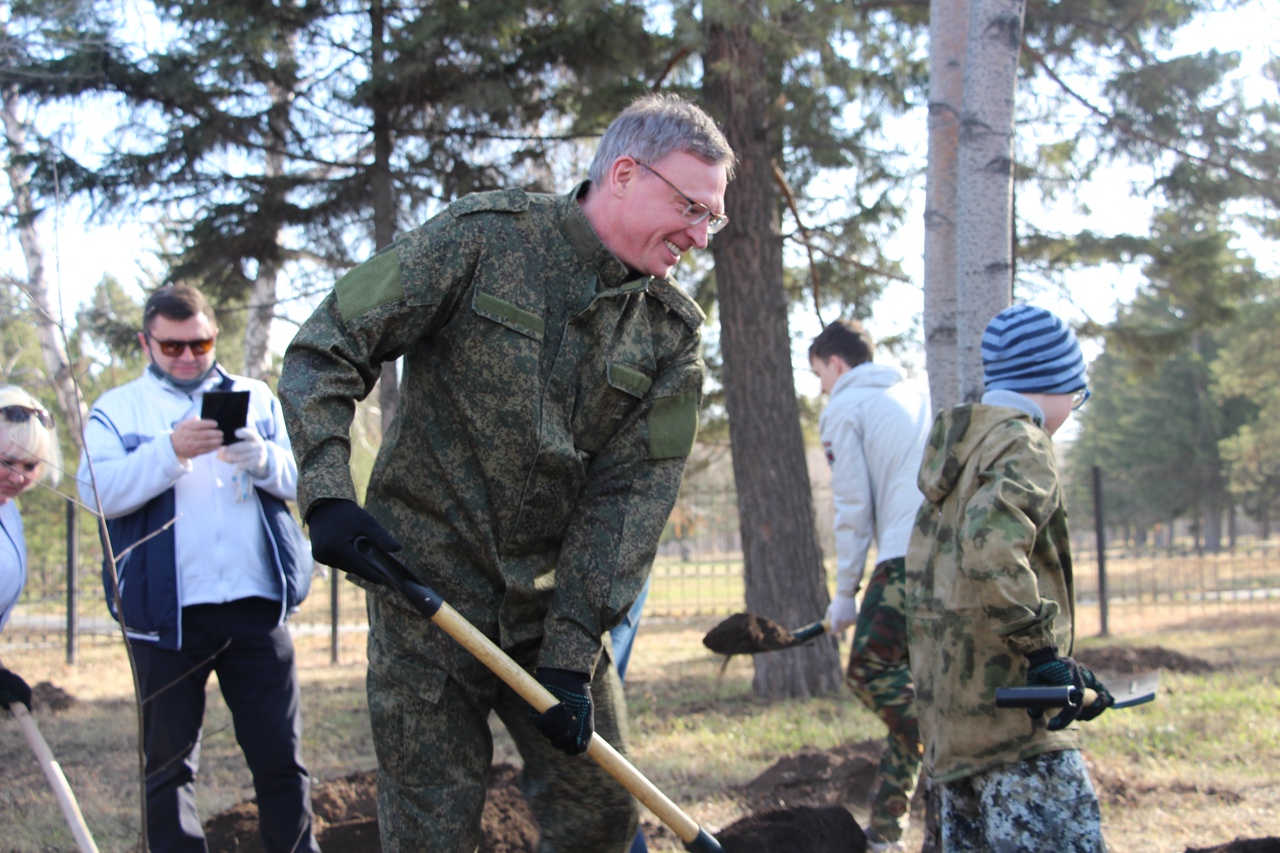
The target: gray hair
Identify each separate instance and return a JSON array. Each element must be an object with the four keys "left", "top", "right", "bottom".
[{"left": 588, "top": 94, "right": 736, "bottom": 185}]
